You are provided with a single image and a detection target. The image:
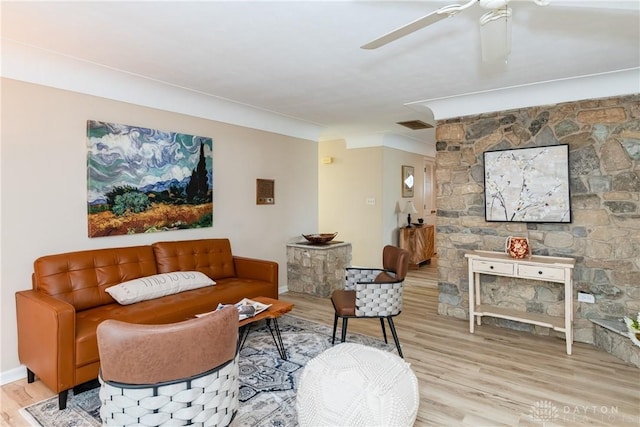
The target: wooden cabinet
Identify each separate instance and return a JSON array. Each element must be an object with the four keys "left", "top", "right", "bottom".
[
  {"left": 399, "top": 225, "right": 434, "bottom": 269},
  {"left": 465, "top": 250, "right": 575, "bottom": 355}
]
